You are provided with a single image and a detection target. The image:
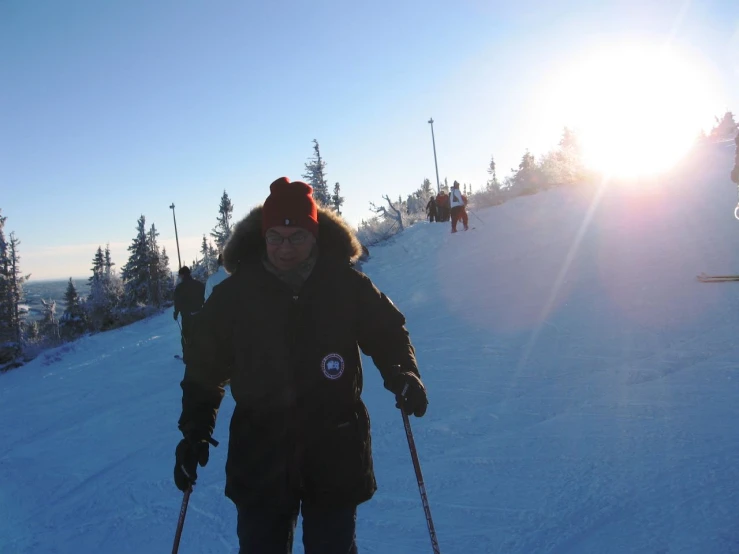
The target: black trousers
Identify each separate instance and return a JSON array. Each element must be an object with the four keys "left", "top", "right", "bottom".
[
  {"left": 451, "top": 206, "right": 469, "bottom": 231},
  {"left": 236, "top": 503, "right": 358, "bottom": 554},
  {"left": 180, "top": 314, "right": 195, "bottom": 361}
]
